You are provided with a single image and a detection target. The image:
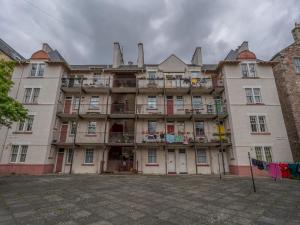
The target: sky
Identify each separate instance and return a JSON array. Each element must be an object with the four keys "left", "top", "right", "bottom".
[{"left": 0, "top": 0, "right": 299, "bottom": 65}]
